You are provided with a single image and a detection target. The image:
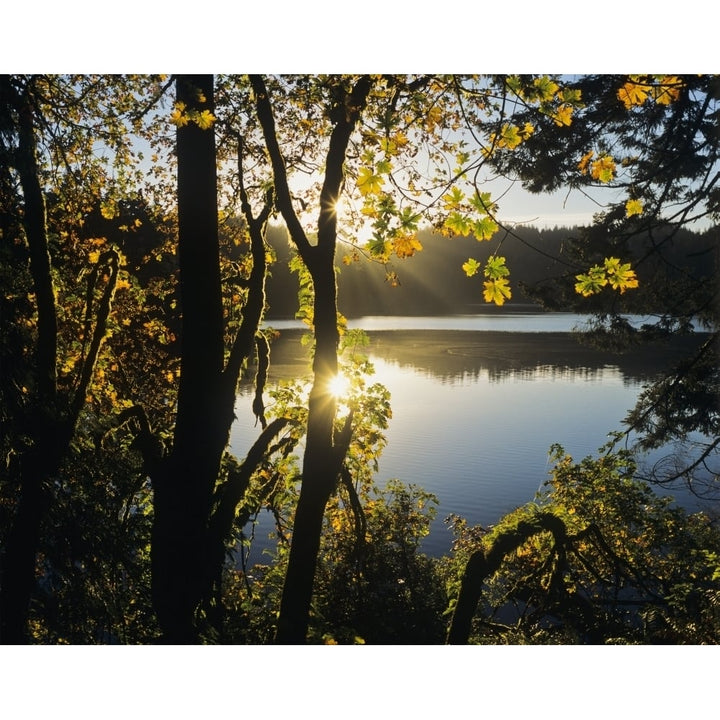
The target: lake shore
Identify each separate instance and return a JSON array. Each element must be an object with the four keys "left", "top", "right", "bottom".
[{"left": 261, "top": 327, "right": 709, "bottom": 385}]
